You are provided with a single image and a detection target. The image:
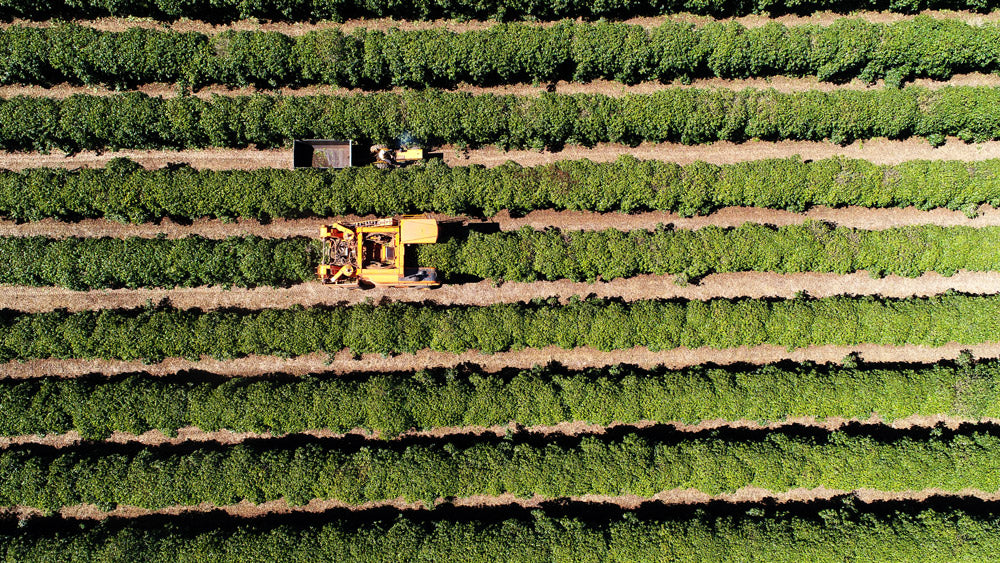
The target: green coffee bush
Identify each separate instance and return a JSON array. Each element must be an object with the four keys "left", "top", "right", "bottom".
[
  {"left": 2, "top": 156, "right": 999, "bottom": 222},
  {"left": 0, "top": 236, "right": 313, "bottom": 290},
  {"left": 417, "top": 223, "right": 1000, "bottom": 282},
  {"left": 1, "top": 294, "right": 998, "bottom": 362},
  {"left": 3, "top": 427, "right": 1000, "bottom": 510},
  {"left": 0, "top": 500, "right": 995, "bottom": 562},
  {"left": 7, "top": 223, "right": 1000, "bottom": 289},
  {"left": 1, "top": 0, "right": 997, "bottom": 22},
  {"left": 1, "top": 87, "right": 997, "bottom": 152},
  {"left": 1, "top": 19, "right": 997, "bottom": 88},
  {"left": 0, "top": 359, "right": 992, "bottom": 439}
]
